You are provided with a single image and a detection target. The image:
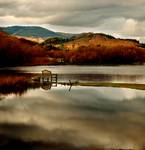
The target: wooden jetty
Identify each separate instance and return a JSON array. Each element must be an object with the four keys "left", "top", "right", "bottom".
[{"left": 40, "top": 70, "right": 57, "bottom": 87}]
